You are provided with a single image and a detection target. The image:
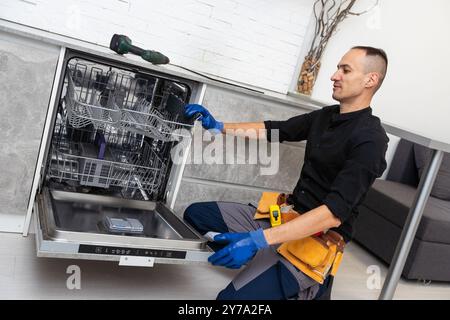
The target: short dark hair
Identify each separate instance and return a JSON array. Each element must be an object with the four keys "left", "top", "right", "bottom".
[{"left": 352, "top": 46, "right": 388, "bottom": 91}]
